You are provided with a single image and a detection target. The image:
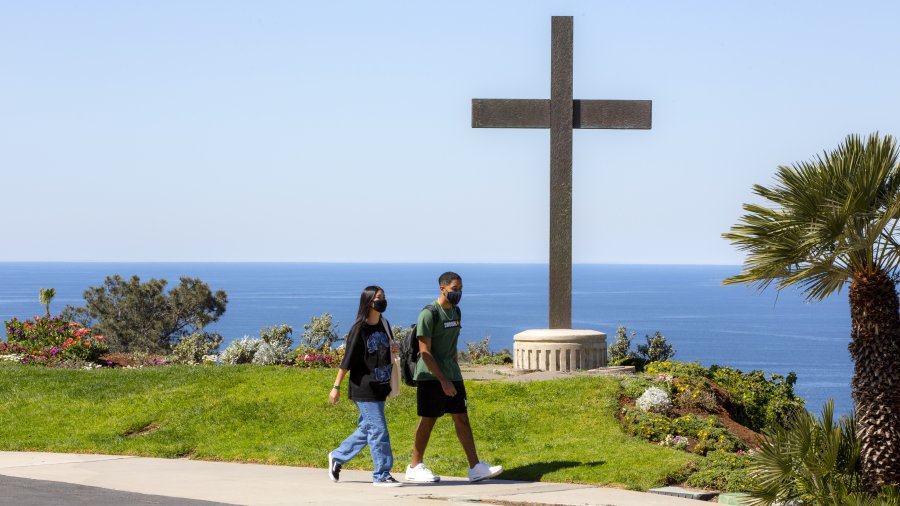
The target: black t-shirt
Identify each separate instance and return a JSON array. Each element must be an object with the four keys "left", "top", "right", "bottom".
[{"left": 340, "top": 318, "right": 393, "bottom": 401}]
